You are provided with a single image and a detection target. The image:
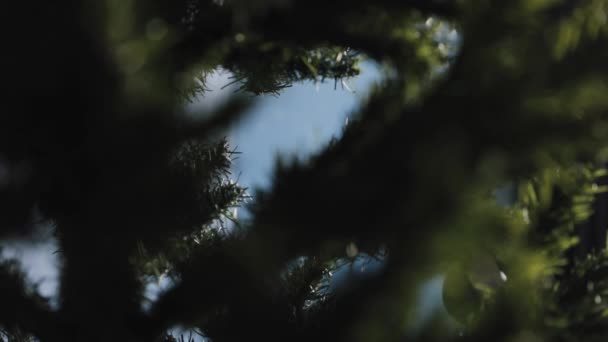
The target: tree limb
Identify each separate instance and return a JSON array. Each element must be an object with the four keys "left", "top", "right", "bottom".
[{"left": 0, "top": 260, "right": 57, "bottom": 341}]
